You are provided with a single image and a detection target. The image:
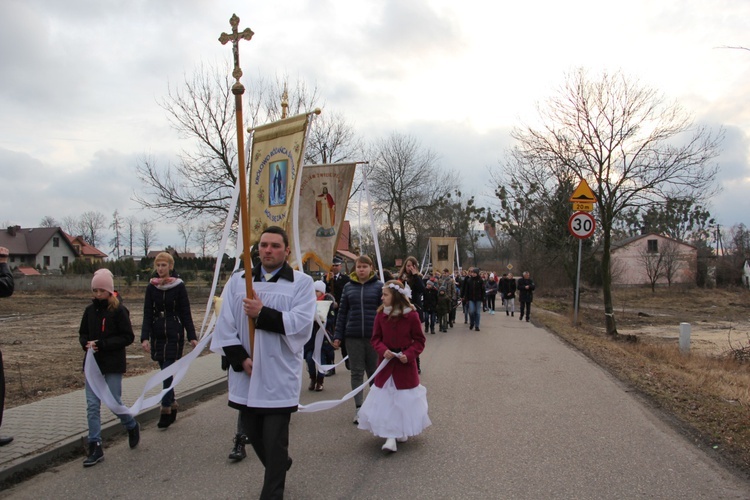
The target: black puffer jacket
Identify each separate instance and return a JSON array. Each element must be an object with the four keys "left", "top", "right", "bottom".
[
  {"left": 141, "top": 276, "right": 197, "bottom": 362},
  {"left": 79, "top": 295, "right": 134, "bottom": 373},
  {"left": 334, "top": 271, "right": 383, "bottom": 340}
]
